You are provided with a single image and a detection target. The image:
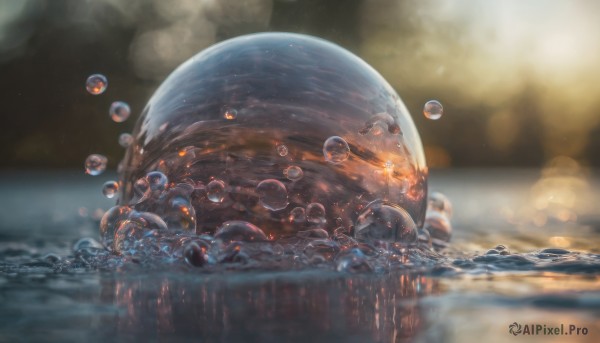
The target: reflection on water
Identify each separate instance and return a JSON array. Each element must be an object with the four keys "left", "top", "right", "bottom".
[
  {"left": 0, "top": 170, "right": 599, "bottom": 342},
  {"left": 104, "top": 271, "right": 441, "bottom": 342}
]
